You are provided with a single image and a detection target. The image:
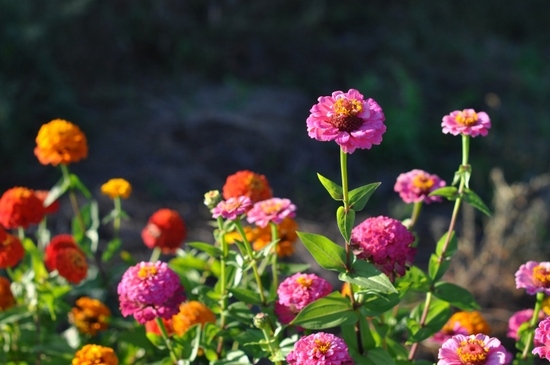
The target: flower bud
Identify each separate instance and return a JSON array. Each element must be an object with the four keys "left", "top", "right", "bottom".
[{"left": 204, "top": 190, "right": 222, "bottom": 209}]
